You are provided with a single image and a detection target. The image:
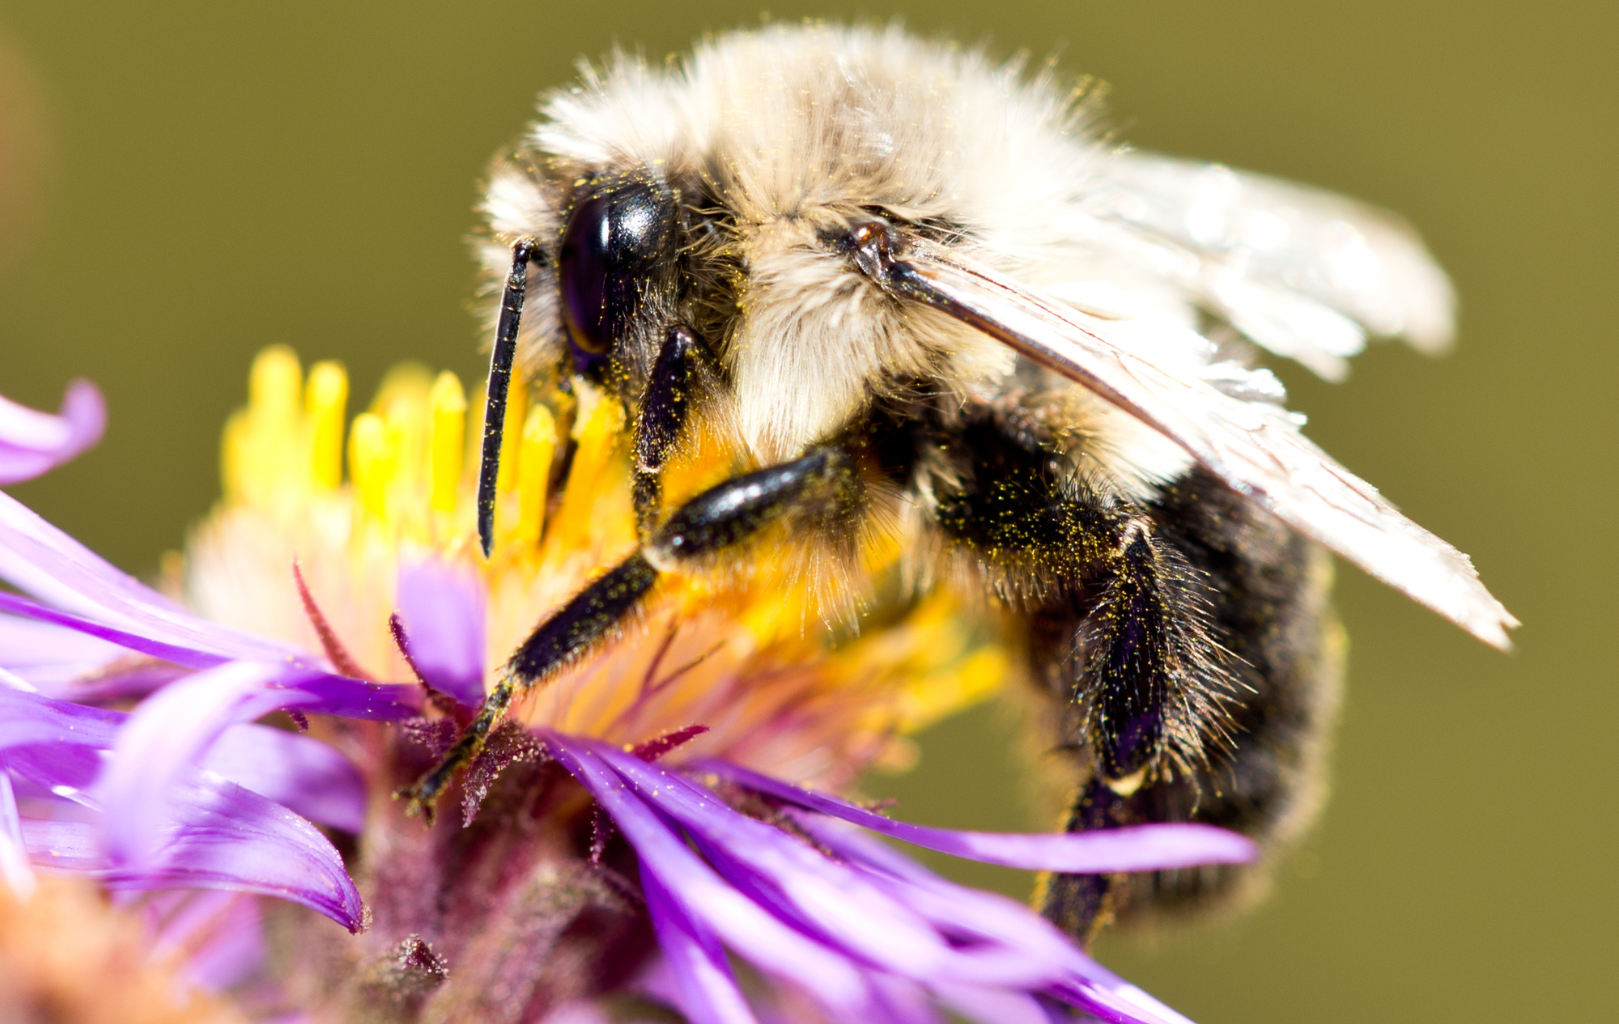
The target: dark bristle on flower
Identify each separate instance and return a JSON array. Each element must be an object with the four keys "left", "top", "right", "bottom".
[
  {"left": 630, "top": 723, "right": 710, "bottom": 761},
  {"left": 460, "top": 720, "right": 546, "bottom": 827},
  {"left": 292, "top": 559, "right": 370, "bottom": 680}
]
